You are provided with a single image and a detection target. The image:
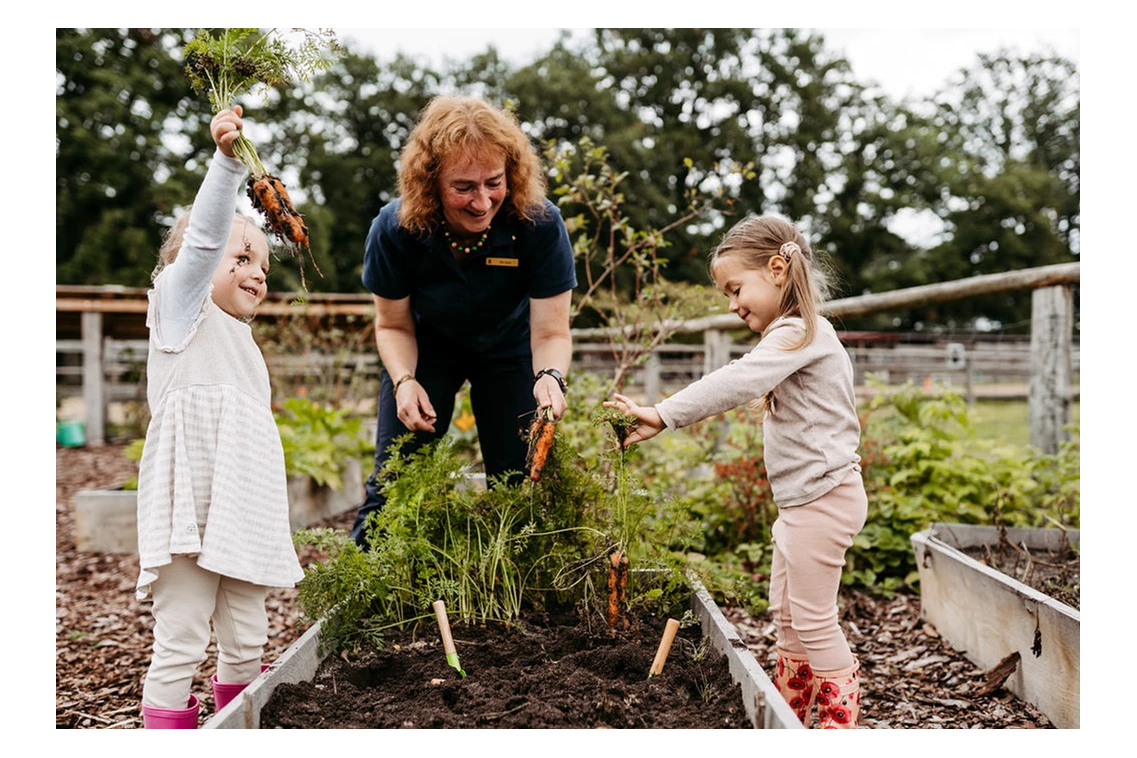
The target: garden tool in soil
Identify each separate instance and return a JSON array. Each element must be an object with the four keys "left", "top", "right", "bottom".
[
  {"left": 433, "top": 600, "right": 466, "bottom": 678},
  {"left": 649, "top": 618, "right": 681, "bottom": 677},
  {"left": 141, "top": 694, "right": 200, "bottom": 729},
  {"left": 212, "top": 664, "right": 270, "bottom": 712}
]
